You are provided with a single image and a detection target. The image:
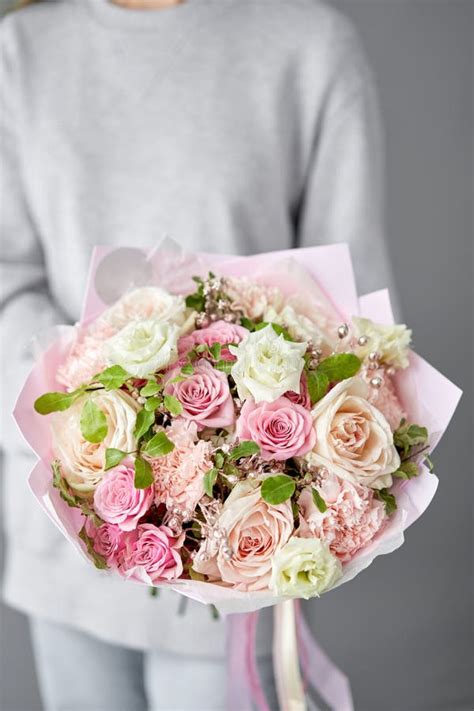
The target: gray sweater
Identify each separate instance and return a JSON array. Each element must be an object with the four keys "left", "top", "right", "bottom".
[{"left": 0, "top": 0, "right": 396, "bottom": 654}]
